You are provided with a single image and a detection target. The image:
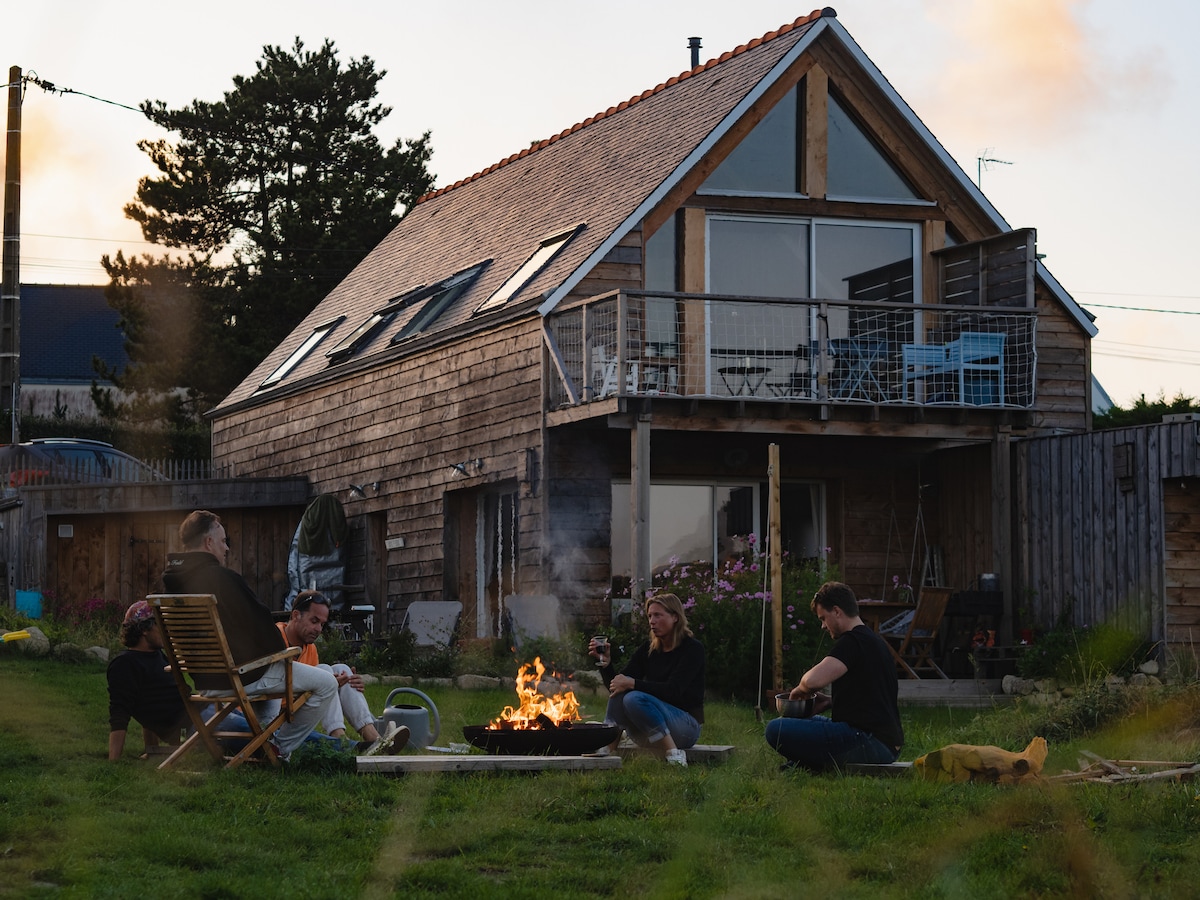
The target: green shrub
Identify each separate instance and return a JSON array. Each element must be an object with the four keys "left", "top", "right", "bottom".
[
  {"left": 351, "top": 628, "right": 416, "bottom": 674},
  {"left": 38, "top": 591, "right": 123, "bottom": 648},
  {"left": 1018, "top": 614, "right": 1149, "bottom": 683}
]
